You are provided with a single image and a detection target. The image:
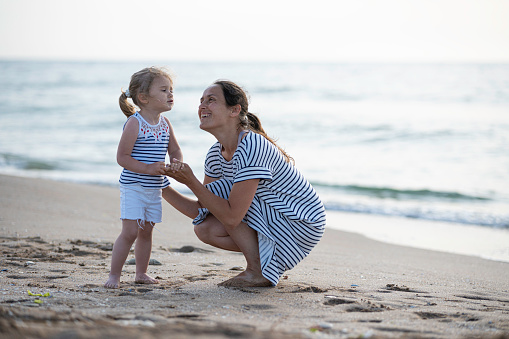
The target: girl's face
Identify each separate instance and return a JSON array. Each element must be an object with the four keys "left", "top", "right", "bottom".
[
  {"left": 145, "top": 76, "right": 174, "bottom": 113},
  {"left": 198, "top": 84, "right": 232, "bottom": 131}
]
